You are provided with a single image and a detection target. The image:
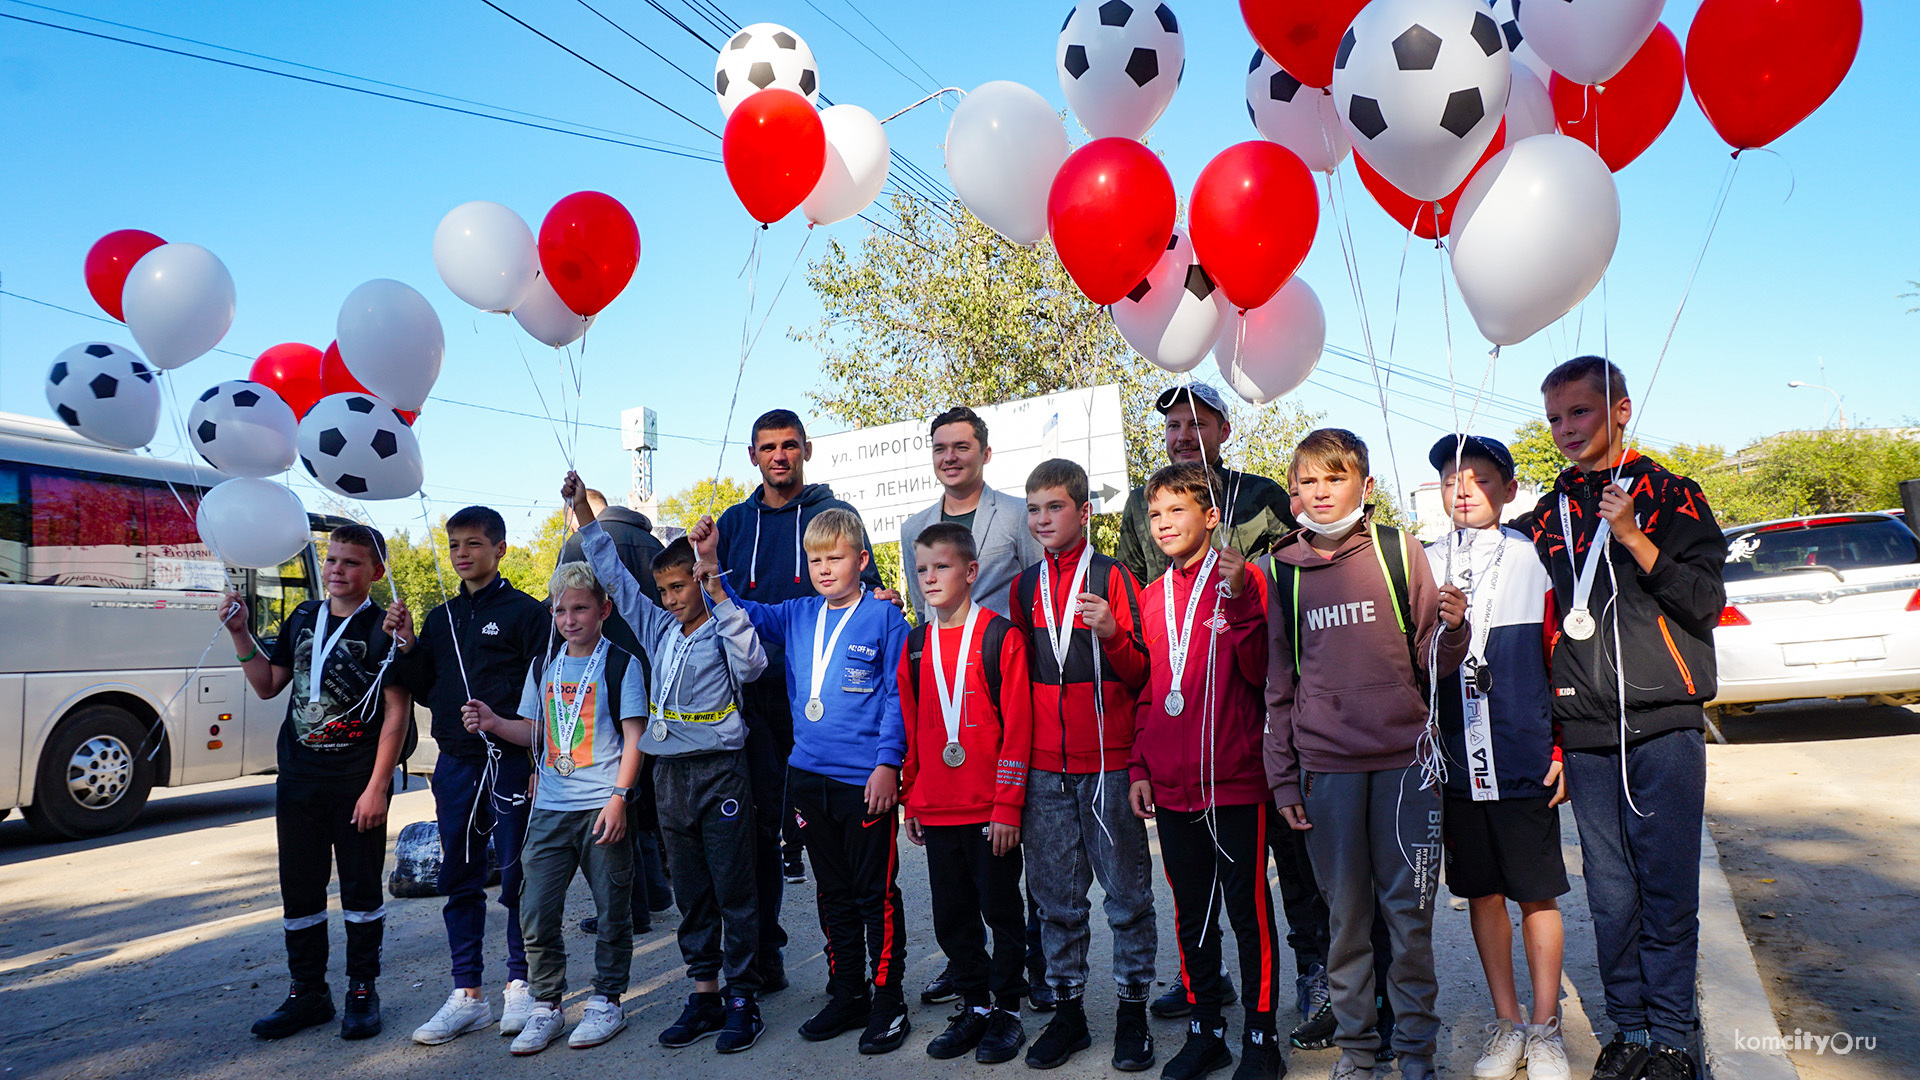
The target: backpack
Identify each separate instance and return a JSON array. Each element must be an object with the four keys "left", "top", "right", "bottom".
[
  {"left": 1013, "top": 552, "right": 1138, "bottom": 685},
  {"left": 906, "top": 614, "right": 1012, "bottom": 715},
  {"left": 528, "top": 636, "right": 653, "bottom": 759},
  {"left": 1268, "top": 520, "right": 1421, "bottom": 690}
]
